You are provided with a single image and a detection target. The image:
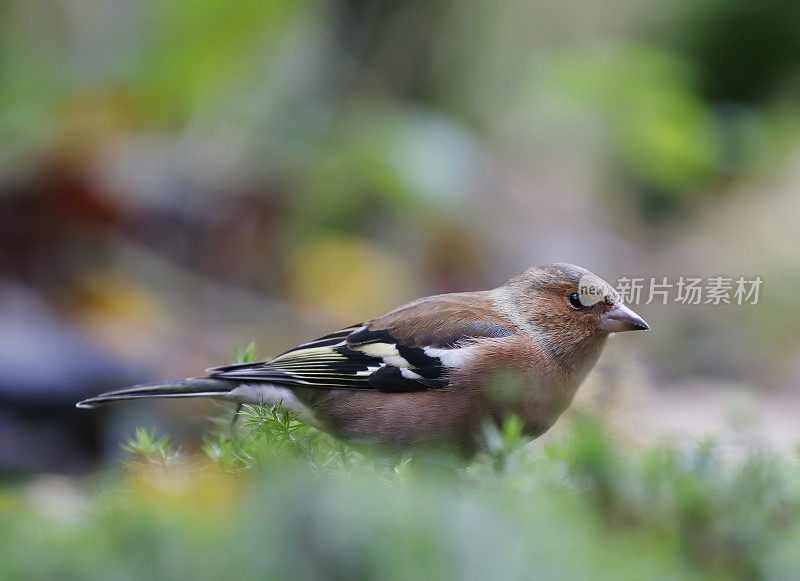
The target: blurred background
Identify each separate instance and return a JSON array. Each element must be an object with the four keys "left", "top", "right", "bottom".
[{"left": 3, "top": 0, "right": 800, "bottom": 474}]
